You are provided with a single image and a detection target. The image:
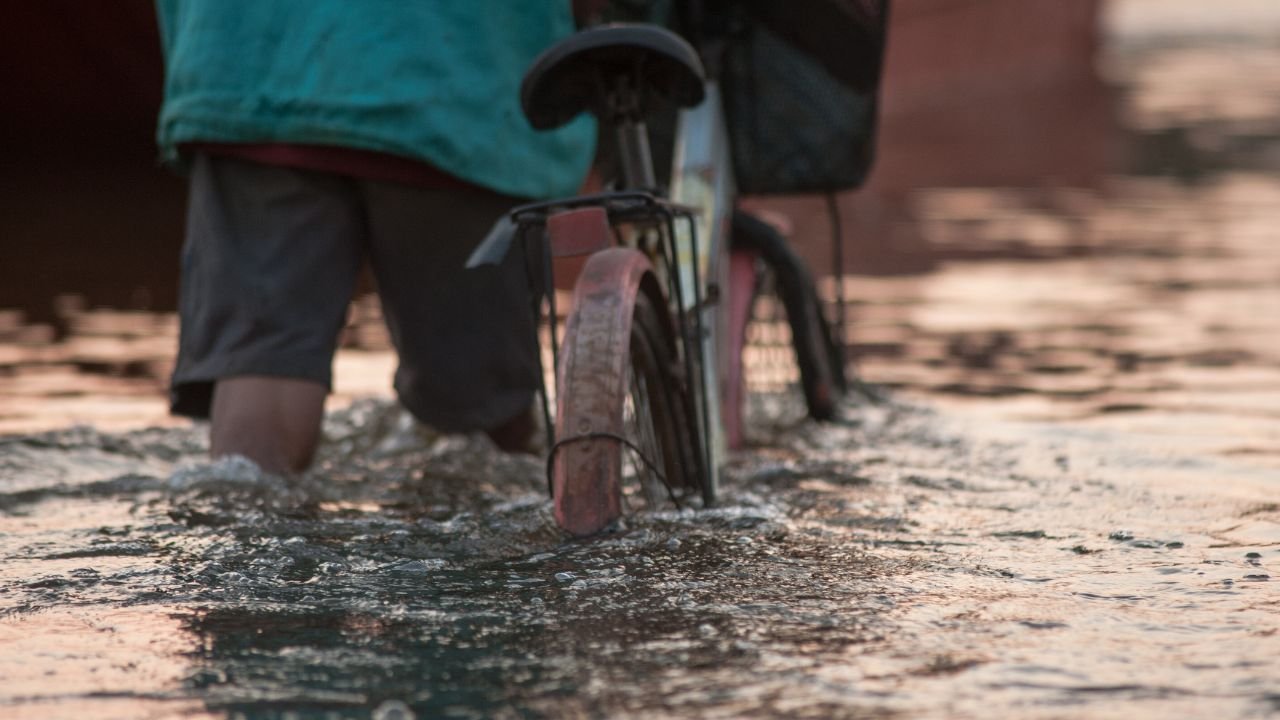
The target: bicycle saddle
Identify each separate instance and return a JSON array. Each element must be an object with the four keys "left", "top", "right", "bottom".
[{"left": 521, "top": 23, "right": 706, "bottom": 130}]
